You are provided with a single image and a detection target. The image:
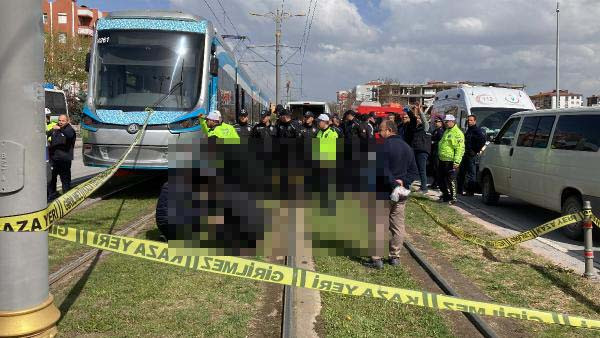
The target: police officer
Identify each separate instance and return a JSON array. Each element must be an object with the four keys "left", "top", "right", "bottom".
[
  {"left": 300, "top": 111, "right": 317, "bottom": 138},
  {"left": 342, "top": 110, "right": 360, "bottom": 139},
  {"left": 251, "top": 110, "right": 275, "bottom": 139},
  {"left": 45, "top": 108, "right": 57, "bottom": 142},
  {"left": 331, "top": 115, "right": 343, "bottom": 137},
  {"left": 234, "top": 109, "right": 252, "bottom": 138},
  {"left": 275, "top": 108, "right": 301, "bottom": 138},
  {"left": 457, "top": 115, "right": 486, "bottom": 196},
  {"left": 437, "top": 114, "right": 465, "bottom": 204},
  {"left": 200, "top": 110, "right": 240, "bottom": 139},
  {"left": 358, "top": 112, "right": 375, "bottom": 139},
  {"left": 47, "top": 114, "right": 76, "bottom": 200},
  {"left": 316, "top": 114, "right": 338, "bottom": 139}
]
